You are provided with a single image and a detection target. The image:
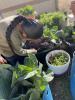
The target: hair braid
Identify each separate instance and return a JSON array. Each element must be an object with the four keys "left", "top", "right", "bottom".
[
  {"left": 6, "top": 15, "right": 29, "bottom": 40},
  {"left": 6, "top": 15, "right": 28, "bottom": 54}
]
